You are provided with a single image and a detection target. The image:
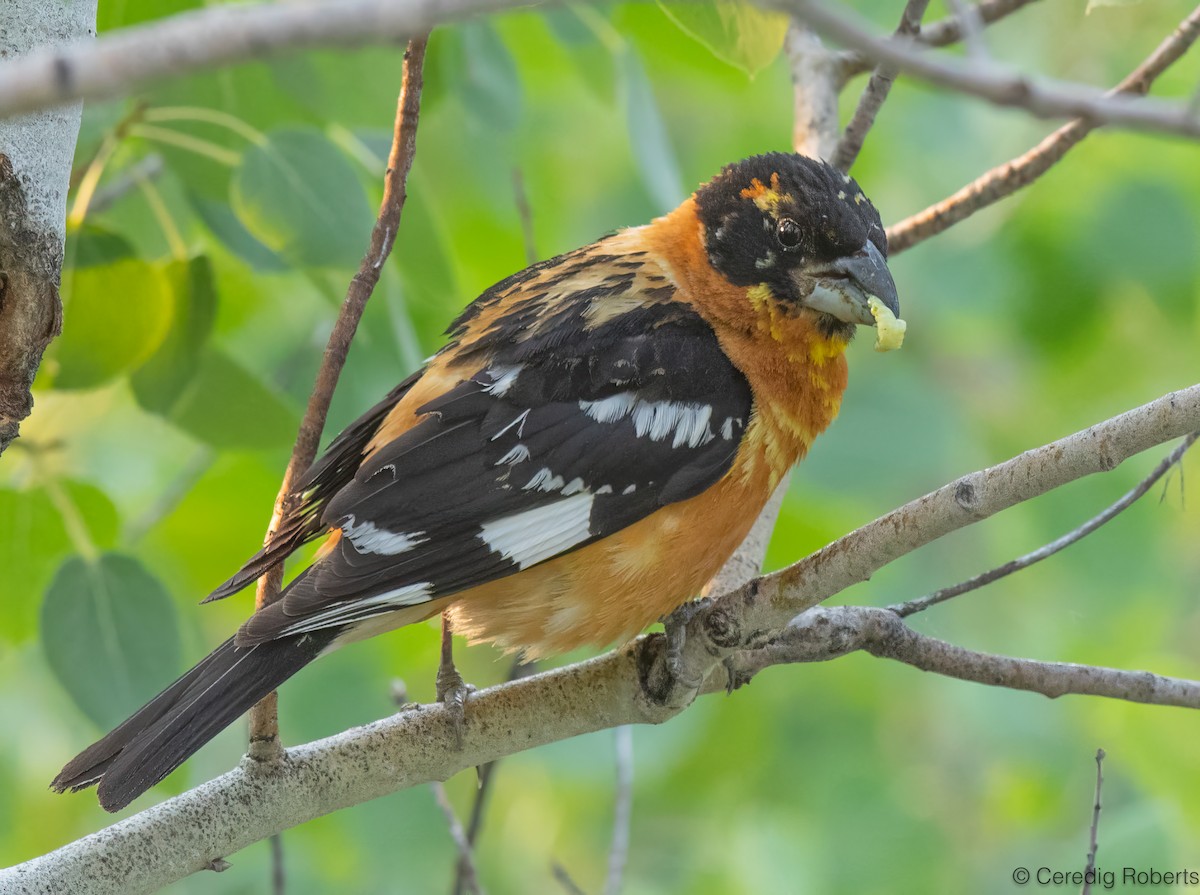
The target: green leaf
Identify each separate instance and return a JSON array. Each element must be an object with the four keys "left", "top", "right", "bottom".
[
  {"left": 41, "top": 553, "right": 180, "bottom": 729},
  {"left": 232, "top": 127, "right": 372, "bottom": 269},
  {"left": 164, "top": 348, "right": 299, "bottom": 451},
  {"left": 657, "top": 2, "right": 788, "bottom": 76},
  {"left": 544, "top": 6, "right": 620, "bottom": 104},
  {"left": 72, "top": 225, "right": 137, "bottom": 268},
  {"left": 52, "top": 257, "right": 172, "bottom": 390},
  {"left": 131, "top": 256, "right": 219, "bottom": 415},
  {"left": 619, "top": 49, "right": 685, "bottom": 214},
  {"left": 190, "top": 192, "right": 288, "bottom": 272},
  {"left": 0, "top": 482, "right": 119, "bottom": 644}
]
